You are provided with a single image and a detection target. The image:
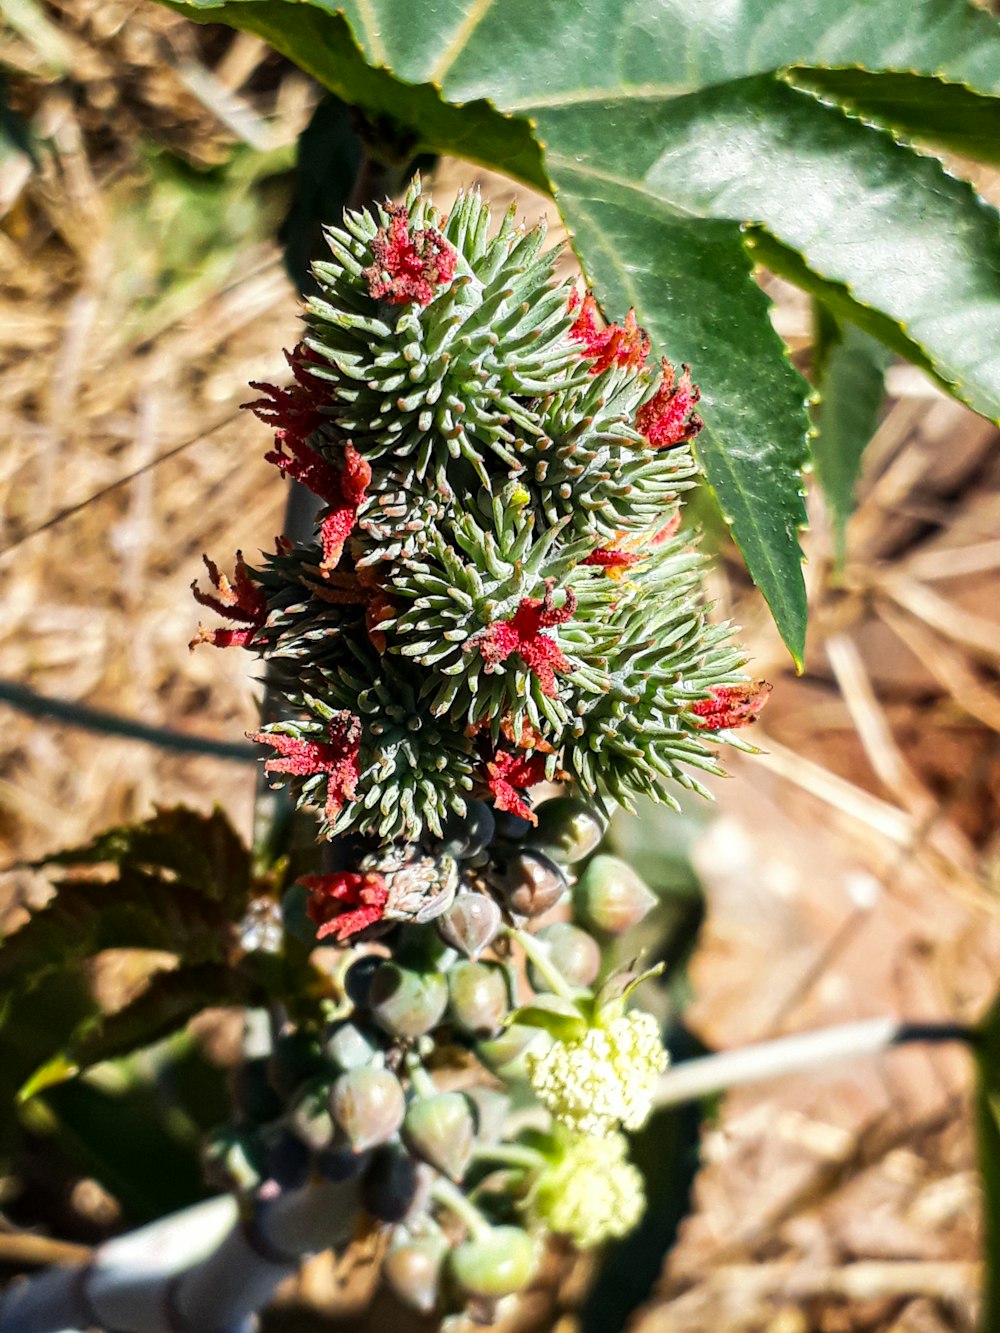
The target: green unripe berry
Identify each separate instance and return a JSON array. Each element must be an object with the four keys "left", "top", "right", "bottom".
[
  {"left": 465, "top": 1086, "right": 510, "bottom": 1143},
  {"left": 435, "top": 892, "right": 502, "bottom": 959},
  {"left": 369, "top": 962, "right": 449, "bottom": 1038},
  {"left": 384, "top": 1230, "right": 448, "bottom": 1313},
  {"left": 450, "top": 1226, "right": 537, "bottom": 1298},
  {"left": 447, "top": 961, "right": 510, "bottom": 1037},
  {"left": 574, "top": 854, "right": 657, "bottom": 934},
  {"left": 530, "top": 923, "right": 601, "bottom": 990},
  {"left": 403, "top": 1092, "right": 476, "bottom": 1181},
  {"left": 287, "top": 1077, "right": 336, "bottom": 1152},
  {"left": 329, "top": 1067, "right": 405, "bottom": 1152},
  {"left": 502, "top": 849, "right": 567, "bottom": 918},
  {"left": 323, "top": 1020, "right": 379, "bottom": 1072},
  {"left": 531, "top": 797, "right": 606, "bottom": 865}
]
